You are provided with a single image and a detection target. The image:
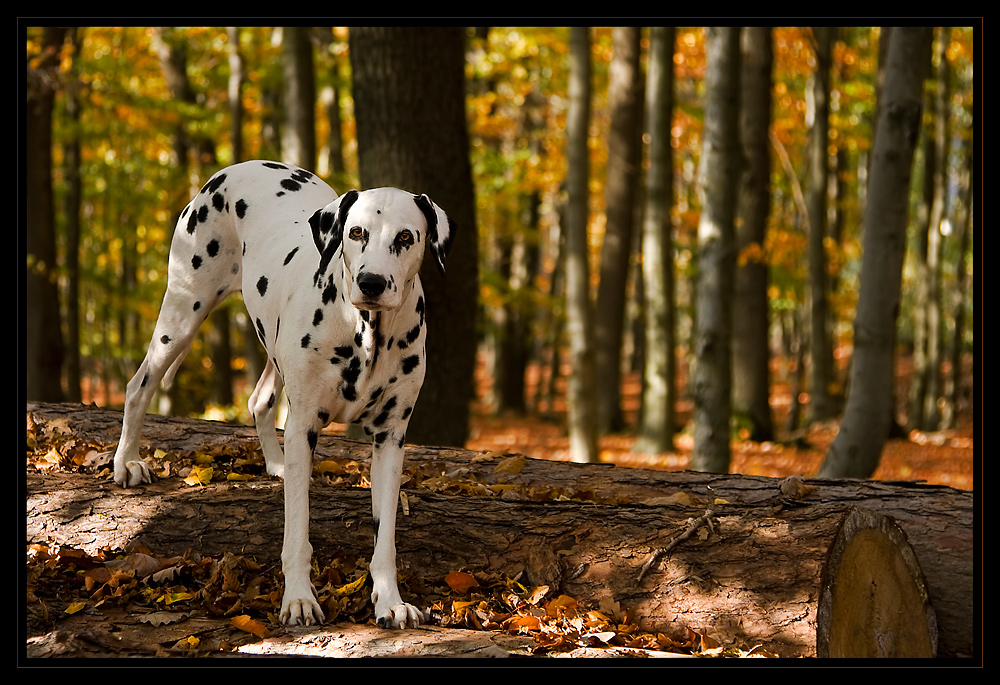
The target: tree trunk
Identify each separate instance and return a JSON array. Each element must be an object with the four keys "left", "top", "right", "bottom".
[
  {"left": 634, "top": 26, "right": 677, "bottom": 455},
  {"left": 910, "top": 28, "right": 948, "bottom": 431},
  {"left": 26, "top": 402, "right": 974, "bottom": 658},
  {"left": 227, "top": 26, "right": 245, "bottom": 164},
  {"left": 25, "top": 27, "right": 67, "bottom": 403},
  {"left": 940, "top": 142, "right": 972, "bottom": 430},
  {"left": 806, "top": 26, "right": 838, "bottom": 423},
  {"left": 690, "top": 28, "right": 741, "bottom": 473},
  {"left": 818, "top": 27, "right": 933, "bottom": 479},
  {"left": 563, "top": 27, "right": 599, "bottom": 464},
  {"left": 280, "top": 26, "right": 317, "bottom": 170},
  {"left": 594, "top": 27, "right": 643, "bottom": 435},
  {"left": 349, "top": 27, "right": 478, "bottom": 448},
  {"left": 62, "top": 27, "right": 84, "bottom": 404},
  {"left": 733, "top": 26, "right": 775, "bottom": 442}
]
